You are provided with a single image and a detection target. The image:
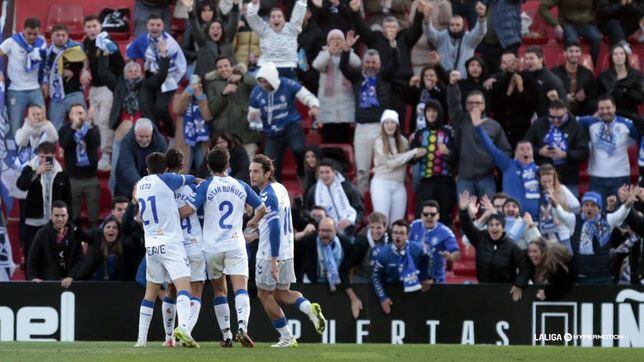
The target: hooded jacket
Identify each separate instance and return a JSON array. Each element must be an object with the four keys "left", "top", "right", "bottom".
[
  {"left": 457, "top": 56, "right": 488, "bottom": 108},
  {"left": 411, "top": 100, "right": 457, "bottom": 178},
  {"left": 248, "top": 62, "right": 319, "bottom": 136},
  {"left": 459, "top": 209, "right": 531, "bottom": 287}
]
